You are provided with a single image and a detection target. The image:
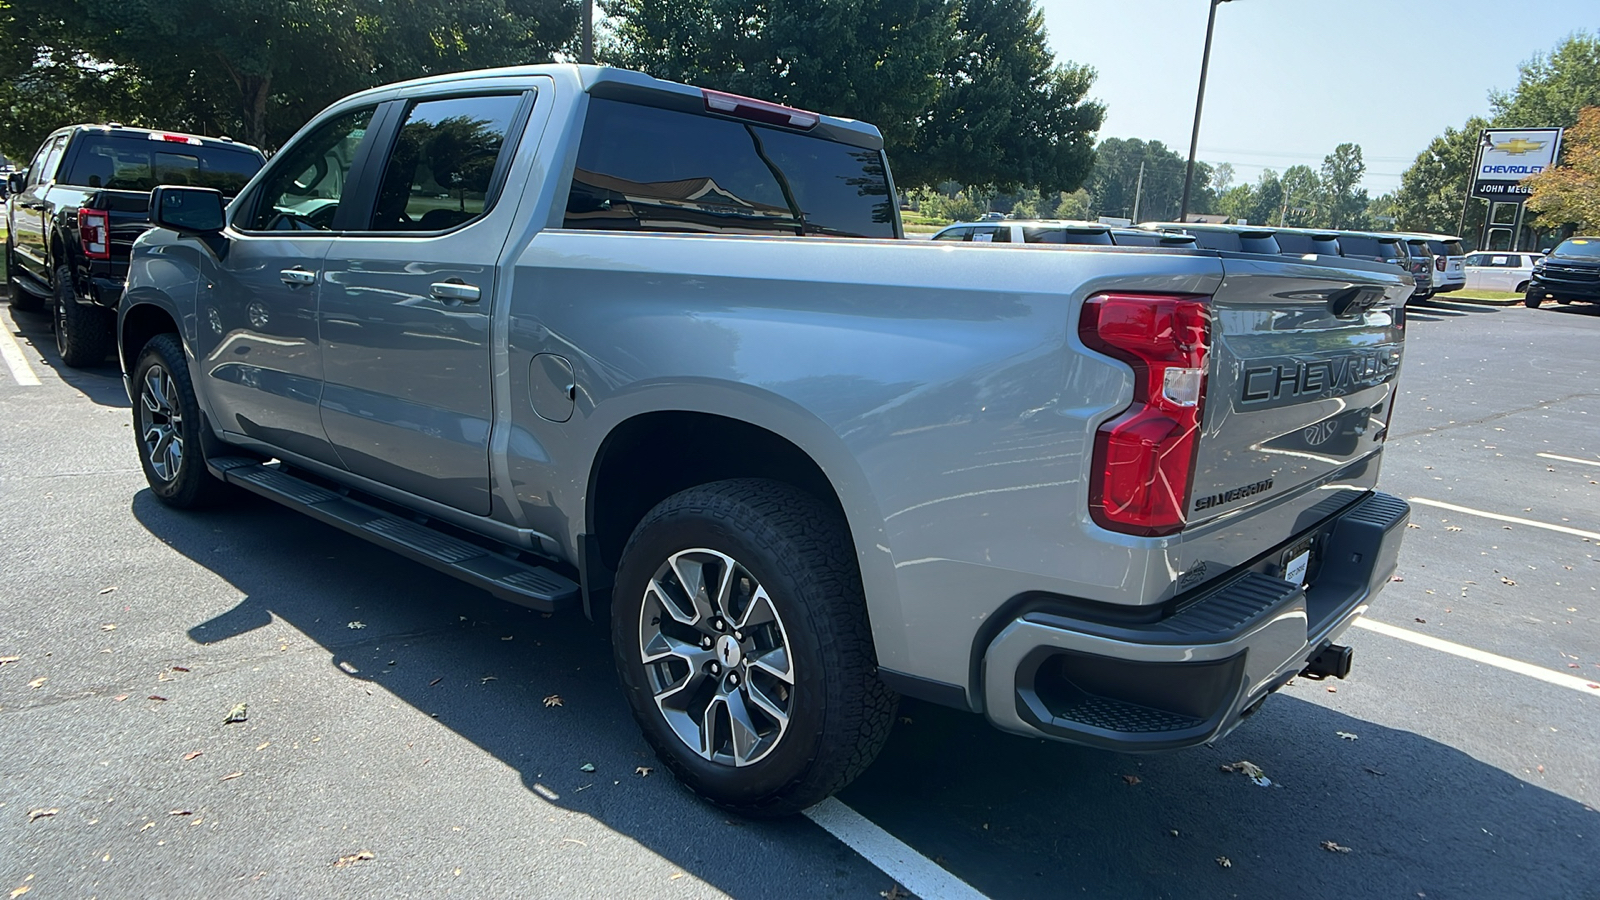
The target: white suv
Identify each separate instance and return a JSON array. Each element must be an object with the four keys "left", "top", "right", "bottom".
[{"left": 1463, "top": 251, "right": 1542, "bottom": 293}]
